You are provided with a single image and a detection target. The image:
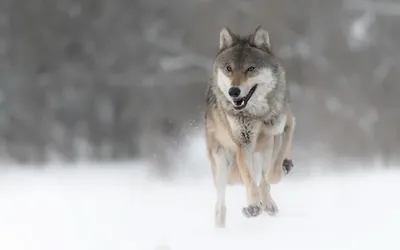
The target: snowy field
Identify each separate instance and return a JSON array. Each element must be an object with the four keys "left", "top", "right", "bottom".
[{"left": 0, "top": 137, "right": 400, "bottom": 250}]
